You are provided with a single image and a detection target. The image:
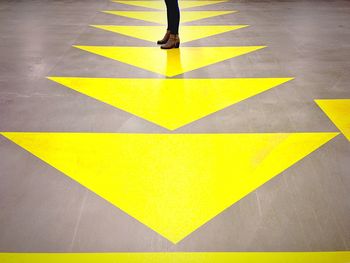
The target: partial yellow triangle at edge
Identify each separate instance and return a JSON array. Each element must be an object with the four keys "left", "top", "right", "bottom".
[
  {"left": 73, "top": 46, "right": 266, "bottom": 77},
  {"left": 315, "top": 99, "right": 350, "bottom": 141},
  {"left": 1, "top": 132, "right": 338, "bottom": 243},
  {"left": 102, "top": 11, "right": 237, "bottom": 24},
  {"left": 91, "top": 25, "right": 249, "bottom": 43},
  {"left": 1, "top": 252, "right": 350, "bottom": 263},
  {"left": 112, "top": 0, "right": 228, "bottom": 10},
  {"left": 47, "top": 77, "right": 293, "bottom": 130}
]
